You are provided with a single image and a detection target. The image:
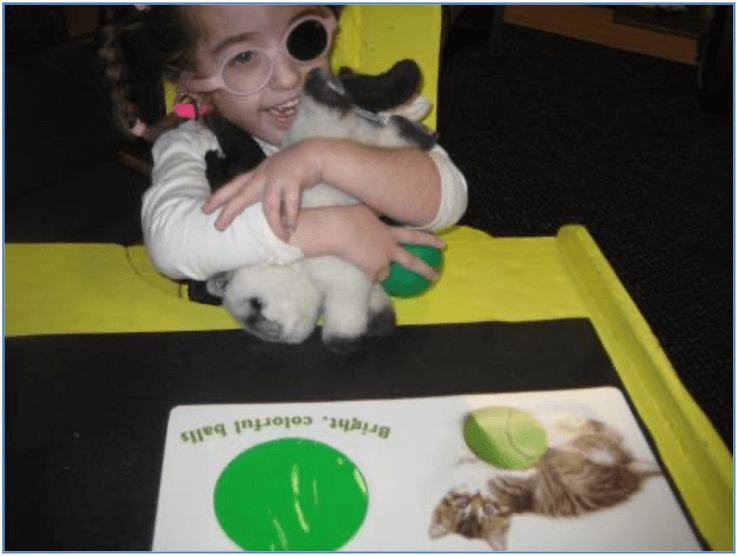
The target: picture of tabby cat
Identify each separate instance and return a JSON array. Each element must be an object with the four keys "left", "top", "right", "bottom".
[{"left": 429, "top": 418, "right": 662, "bottom": 551}]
